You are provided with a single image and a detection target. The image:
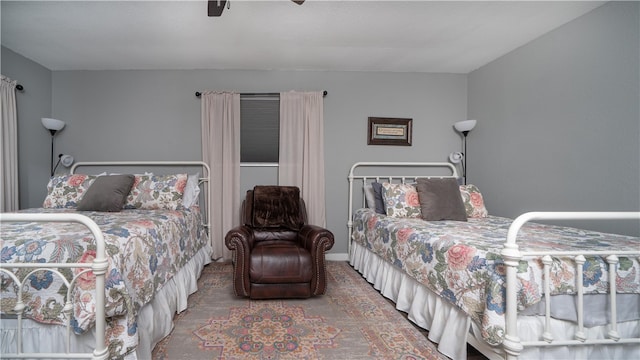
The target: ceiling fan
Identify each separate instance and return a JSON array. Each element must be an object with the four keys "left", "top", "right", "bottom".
[{"left": 208, "top": 0, "right": 305, "bottom": 17}]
